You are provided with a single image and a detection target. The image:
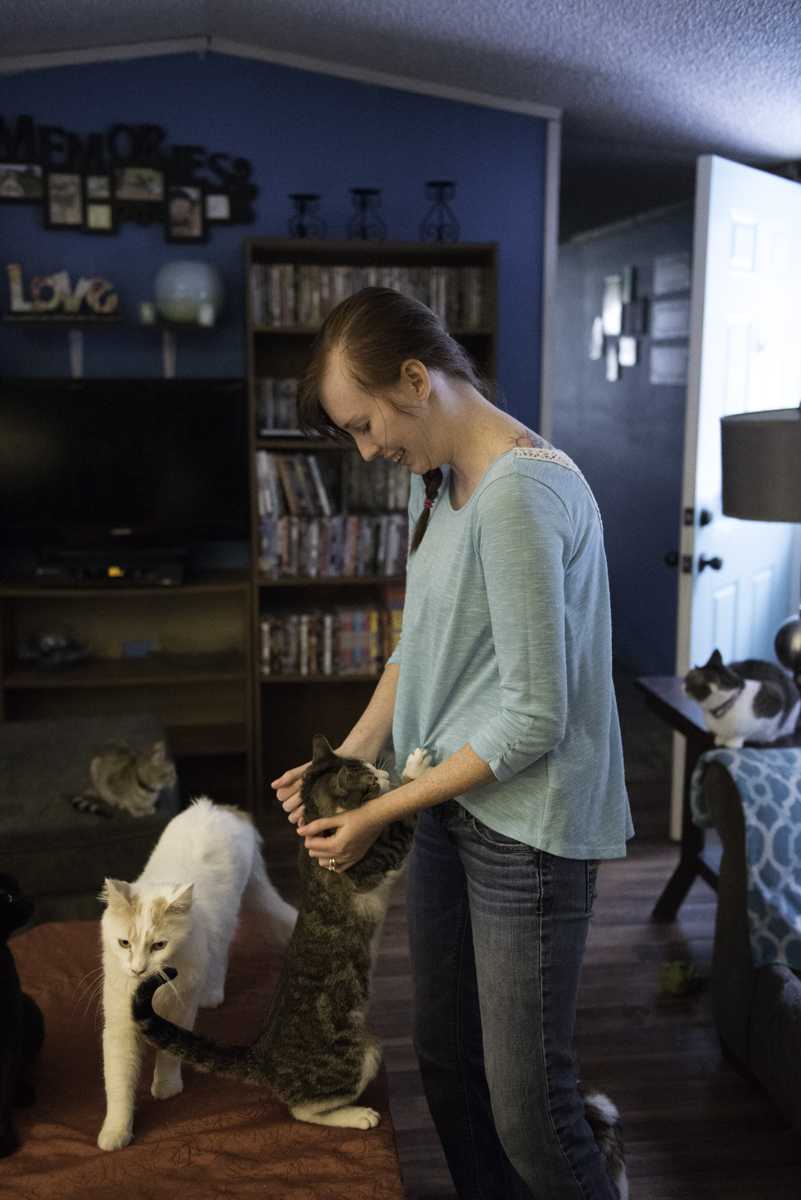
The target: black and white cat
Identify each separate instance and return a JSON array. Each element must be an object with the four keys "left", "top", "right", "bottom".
[{"left": 684, "top": 649, "right": 800, "bottom": 747}]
